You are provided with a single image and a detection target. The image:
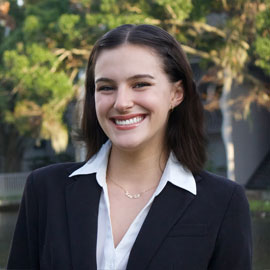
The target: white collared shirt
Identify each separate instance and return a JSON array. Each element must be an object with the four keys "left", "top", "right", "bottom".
[{"left": 69, "top": 141, "right": 196, "bottom": 270}]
